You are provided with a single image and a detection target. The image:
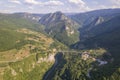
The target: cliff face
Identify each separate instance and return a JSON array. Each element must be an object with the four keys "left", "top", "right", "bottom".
[{"left": 39, "top": 11, "right": 79, "bottom": 46}]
